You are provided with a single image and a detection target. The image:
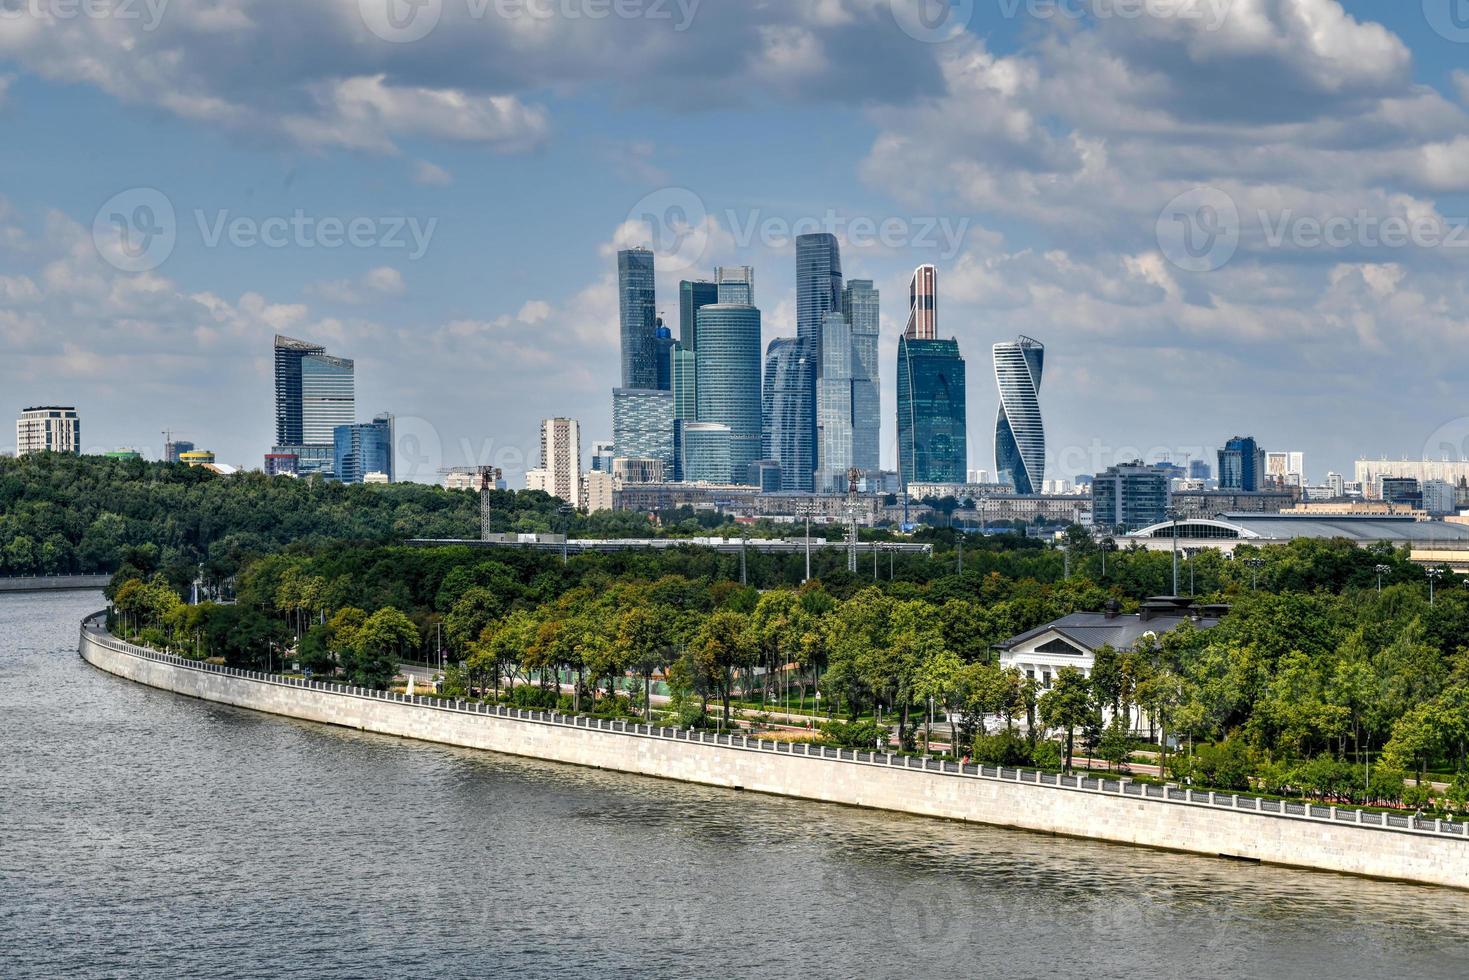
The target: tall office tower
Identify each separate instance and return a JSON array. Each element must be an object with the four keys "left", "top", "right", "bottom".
[
  {"left": 670, "top": 346, "right": 698, "bottom": 420},
  {"left": 762, "top": 338, "right": 815, "bottom": 492},
  {"left": 164, "top": 438, "right": 194, "bottom": 464},
  {"left": 1091, "top": 461, "right": 1171, "bottom": 531},
  {"left": 678, "top": 279, "right": 718, "bottom": 350},
  {"left": 897, "top": 337, "right": 967, "bottom": 490},
  {"left": 1218, "top": 436, "right": 1266, "bottom": 492},
  {"left": 714, "top": 266, "right": 754, "bottom": 306},
  {"left": 694, "top": 303, "right": 762, "bottom": 485},
  {"left": 612, "top": 388, "right": 675, "bottom": 468},
  {"left": 1188, "top": 459, "right": 1212, "bottom": 482},
  {"left": 590, "top": 441, "right": 616, "bottom": 473},
  {"left": 816, "top": 311, "right": 854, "bottom": 493},
  {"left": 654, "top": 322, "right": 677, "bottom": 391},
  {"left": 904, "top": 264, "right": 937, "bottom": 340},
  {"left": 15, "top": 406, "right": 80, "bottom": 456},
  {"left": 992, "top": 336, "right": 1045, "bottom": 496},
  {"left": 274, "top": 334, "right": 354, "bottom": 475},
  {"left": 842, "top": 279, "right": 880, "bottom": 478},
  {"left": 332, "top": 414, "right": 394, "bottom": 485},
  {"left": 796, "top": 233, "right": 842, "bottom": 355},
  {"left": 675, "top": 421, "right": 732, "bottom": 484},
  {"left": 532, "top": 416, "right": 582, "bottom": 507},
  {"left": 618, "top": 247, "right": 658, "bottom": 389}
]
